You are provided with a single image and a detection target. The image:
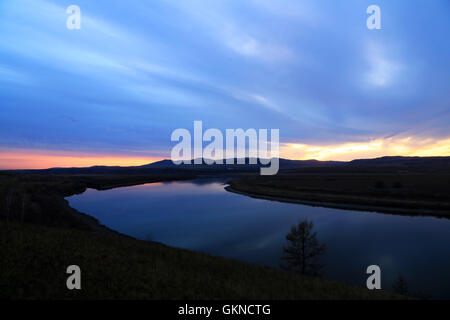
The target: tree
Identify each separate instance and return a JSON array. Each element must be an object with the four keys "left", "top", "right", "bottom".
[
  {"left": 392, "top": 274, "right": 408, "bottom": 295},
  {"left": 281, "top": 220, "right": 327, "bottom": 277}
]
